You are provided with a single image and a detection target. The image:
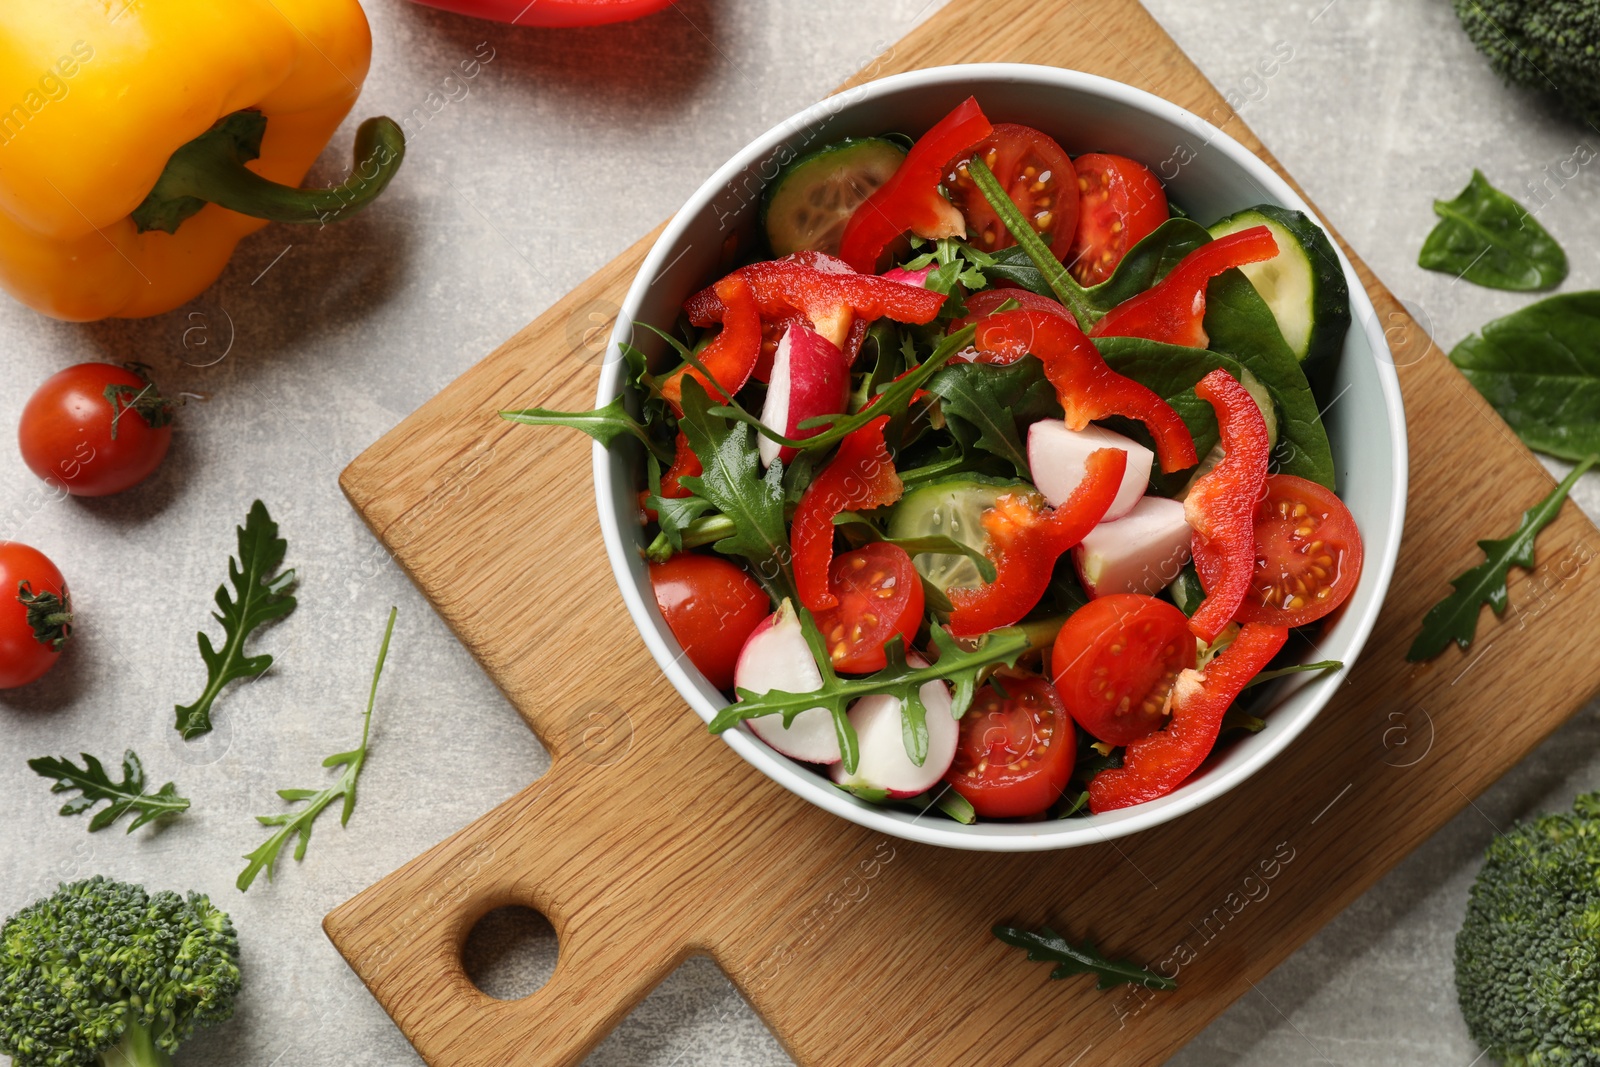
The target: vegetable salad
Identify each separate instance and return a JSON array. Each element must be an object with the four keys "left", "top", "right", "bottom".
[{"left": 512, "top": 96, "right": 1365, "bottom": 822}]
